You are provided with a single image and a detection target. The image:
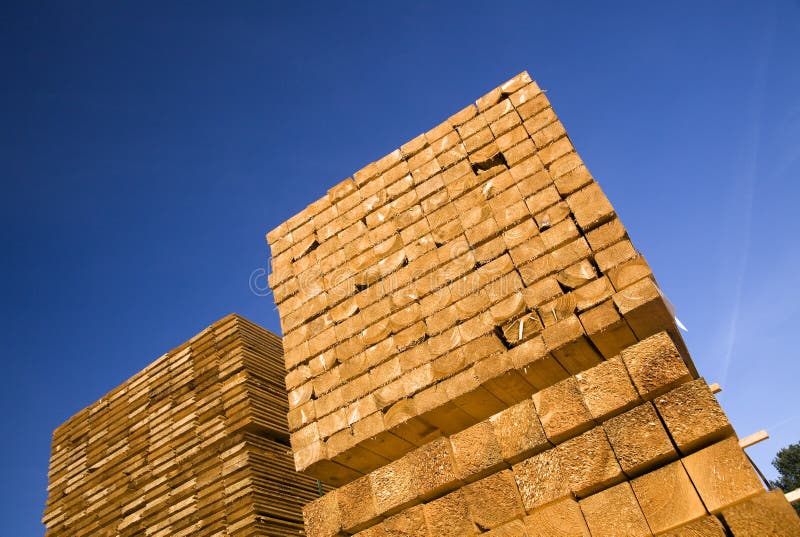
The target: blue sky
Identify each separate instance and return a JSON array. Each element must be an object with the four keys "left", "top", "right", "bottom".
[{"left": 2, "top": 1, "right": 799, "bottom": 533}]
